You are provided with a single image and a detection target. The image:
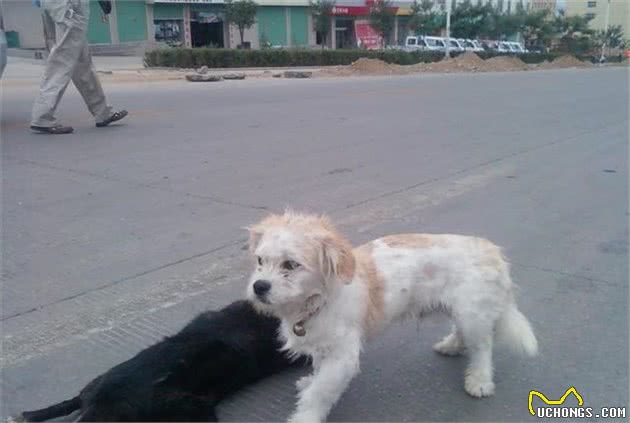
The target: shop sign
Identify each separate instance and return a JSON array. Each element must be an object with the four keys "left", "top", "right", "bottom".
[
  {"left": 331, "top": 6, "right": 370, "bottom": 16},
  {"left": 354, "top": 19, "right": 381, "bottom": 49}
]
